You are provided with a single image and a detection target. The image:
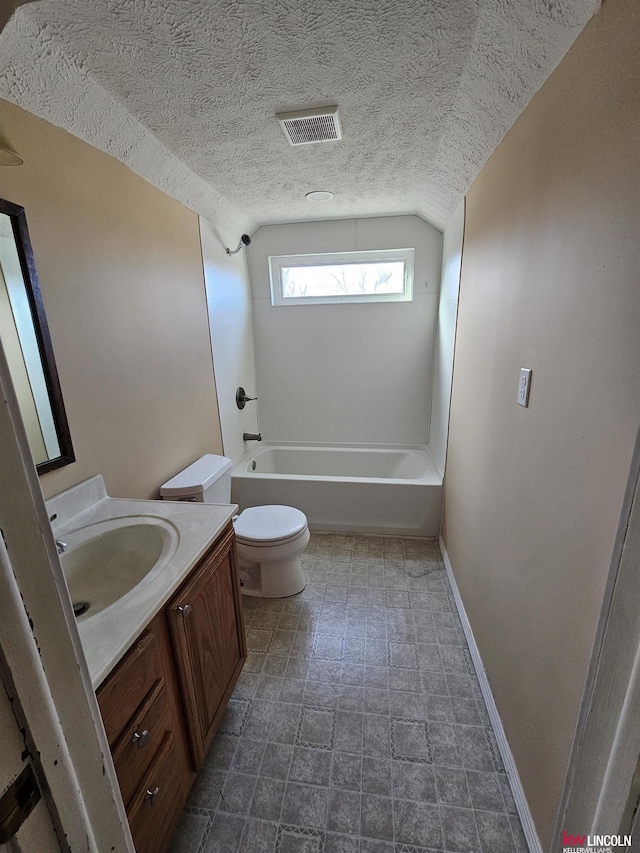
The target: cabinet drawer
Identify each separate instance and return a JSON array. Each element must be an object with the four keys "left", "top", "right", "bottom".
[
  {"left": 112, "top": 679, "right": 171, "bottom": 808},
  {"left": 128, "top": 731, "right": 181, "bottom": 853},
  {"left": 98, "top": 629, "right": 163, "bottom": 745}
]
